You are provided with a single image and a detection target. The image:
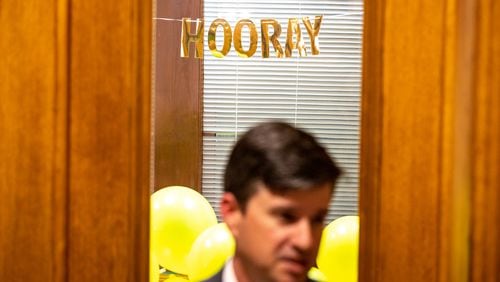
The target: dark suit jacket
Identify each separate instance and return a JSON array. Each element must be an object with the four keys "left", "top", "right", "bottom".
[{"left": 202, "top": 268, "right": 223, "bottom": 282}]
